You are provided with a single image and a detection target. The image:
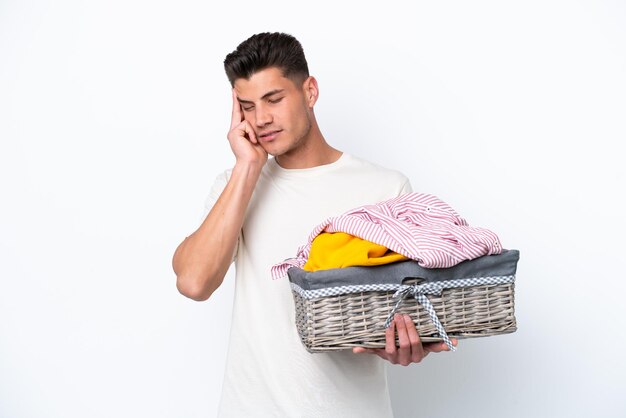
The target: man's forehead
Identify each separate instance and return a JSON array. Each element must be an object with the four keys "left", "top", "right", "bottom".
[{"left": 234, "top": 67, "right": 298, "bottom": 100}]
